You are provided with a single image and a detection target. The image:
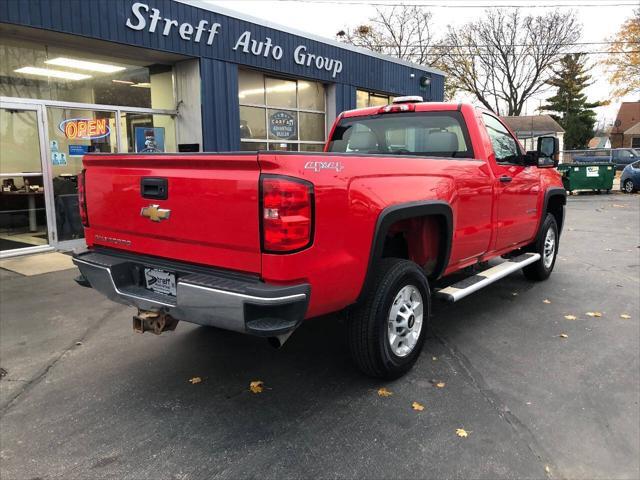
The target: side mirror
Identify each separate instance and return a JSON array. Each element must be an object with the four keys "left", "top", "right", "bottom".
[{"left": 537, "top": 136, "right": 559, "bottom": 168}]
